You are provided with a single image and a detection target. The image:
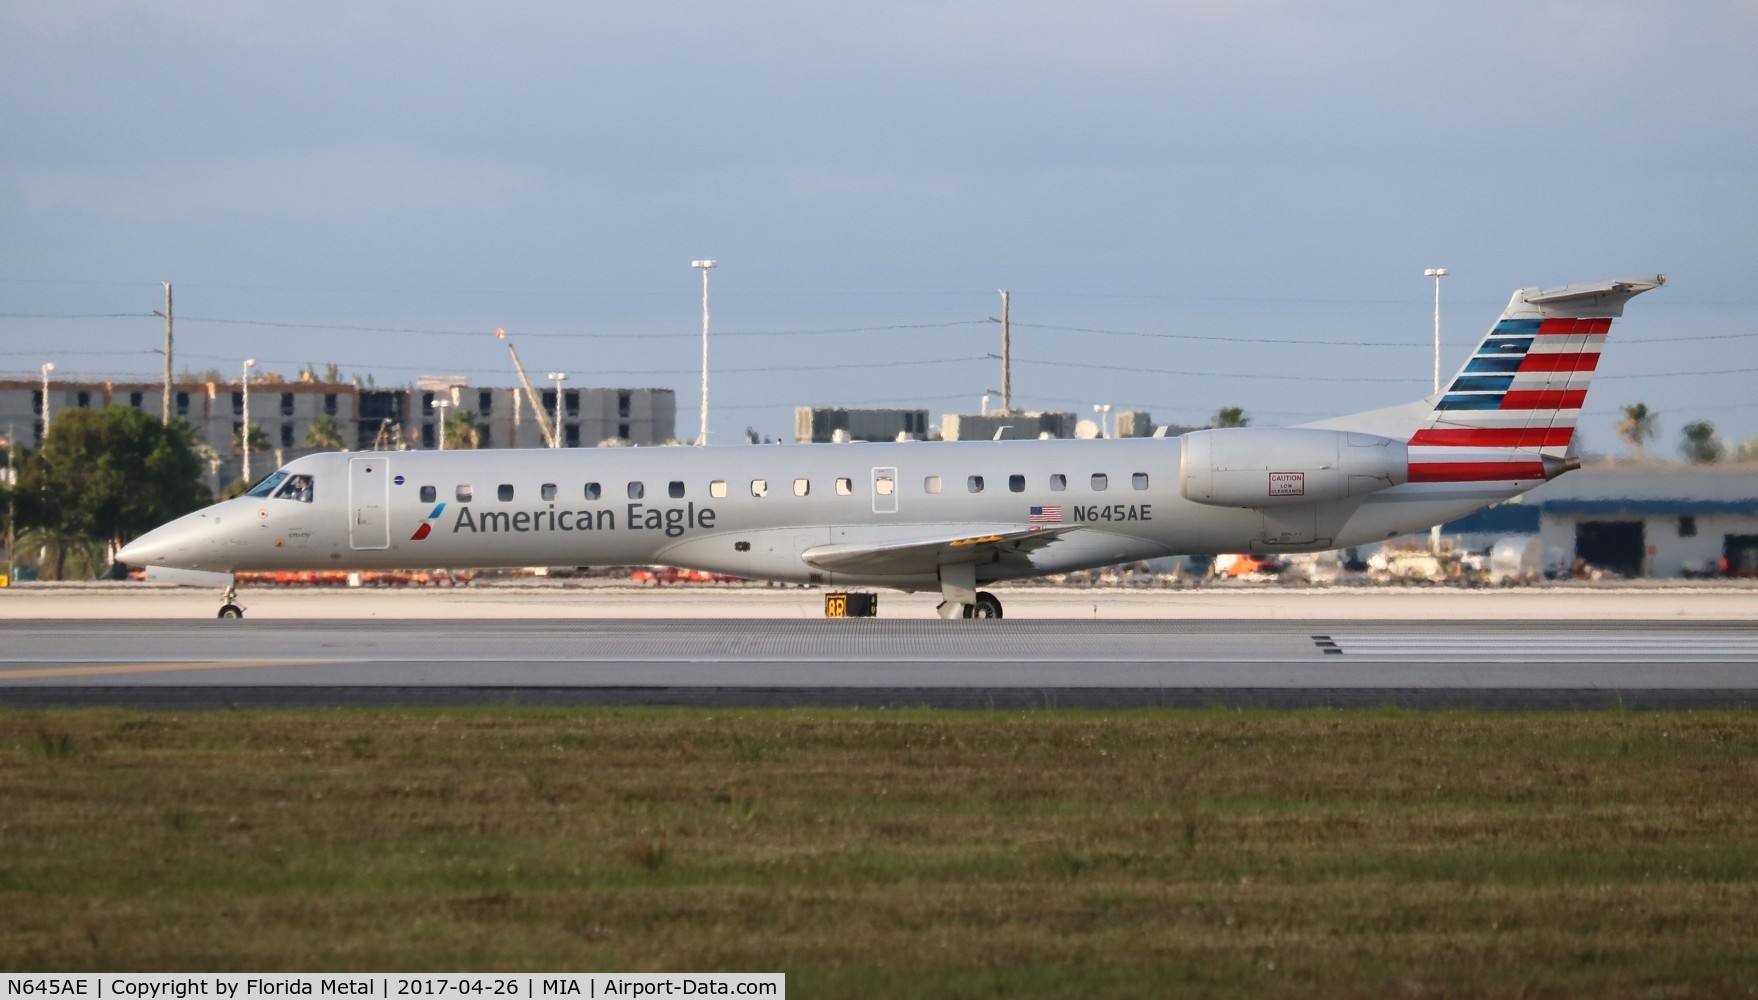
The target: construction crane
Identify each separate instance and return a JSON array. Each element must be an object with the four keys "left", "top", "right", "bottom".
[{"left": 495, "top": 327, "right": 557, "bottom": 448}]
